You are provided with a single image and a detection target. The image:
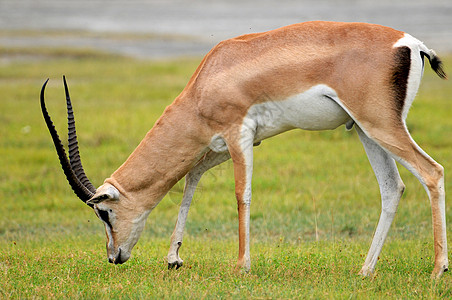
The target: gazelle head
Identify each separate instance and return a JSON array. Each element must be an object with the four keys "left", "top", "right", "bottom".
[
  {"left": 88, "top": 183, "right": 150, "bottom": 264},
  {"left": 40, "top": 77, "right": 148, "bottom": 264}
]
